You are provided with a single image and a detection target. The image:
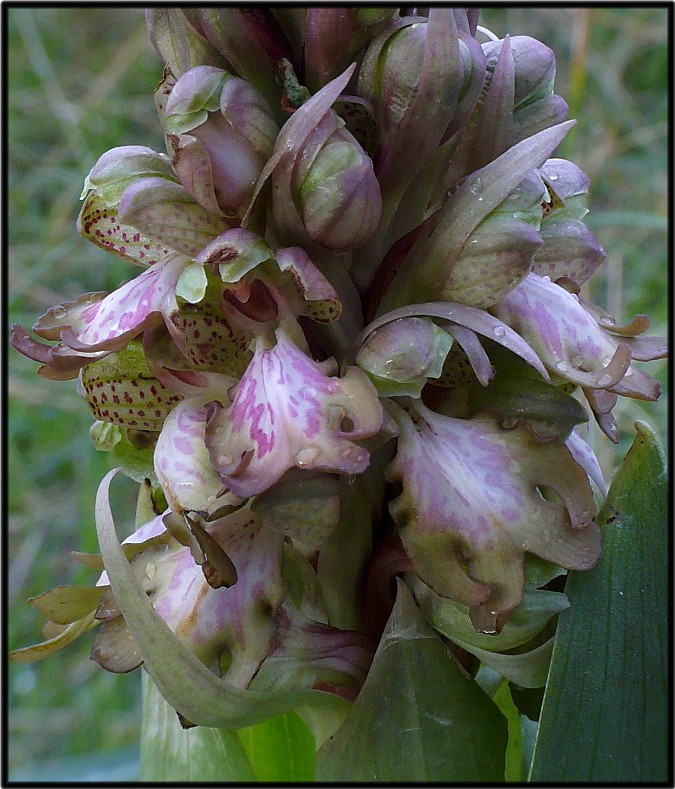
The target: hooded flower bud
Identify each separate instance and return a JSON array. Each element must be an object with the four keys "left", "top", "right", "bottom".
[
  {"left": 356, "top": 317, "right": 453, "bottom": 398},
  {"left": 145, "top": 8, "right": 229, "bottom": 77},
  {"left": 253, "top": 66, "right": 382, "bottom": 252},
  {"left": 187, "top": 8, "right": 291, "bottom": 114},
  {"left": 376, "top": 120, "right": 574, "bottom": 314},
  {"left": 482, "top": 35, "right": 568, "bottom": 145},
  {"left": 532, "top": 158, "right": 605, "bottom": 285},
  {"left": 163, "top": 66, "right": 278, "bottom": 215},
  {"left": 78, "top": 145, "right": 235, "bottom": 261},
  {"left": 358, "top": 11, "right": 485, "bottom": 203},
  {"left": 303, "top": 7, "right": 397, "bottom": 90}
]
